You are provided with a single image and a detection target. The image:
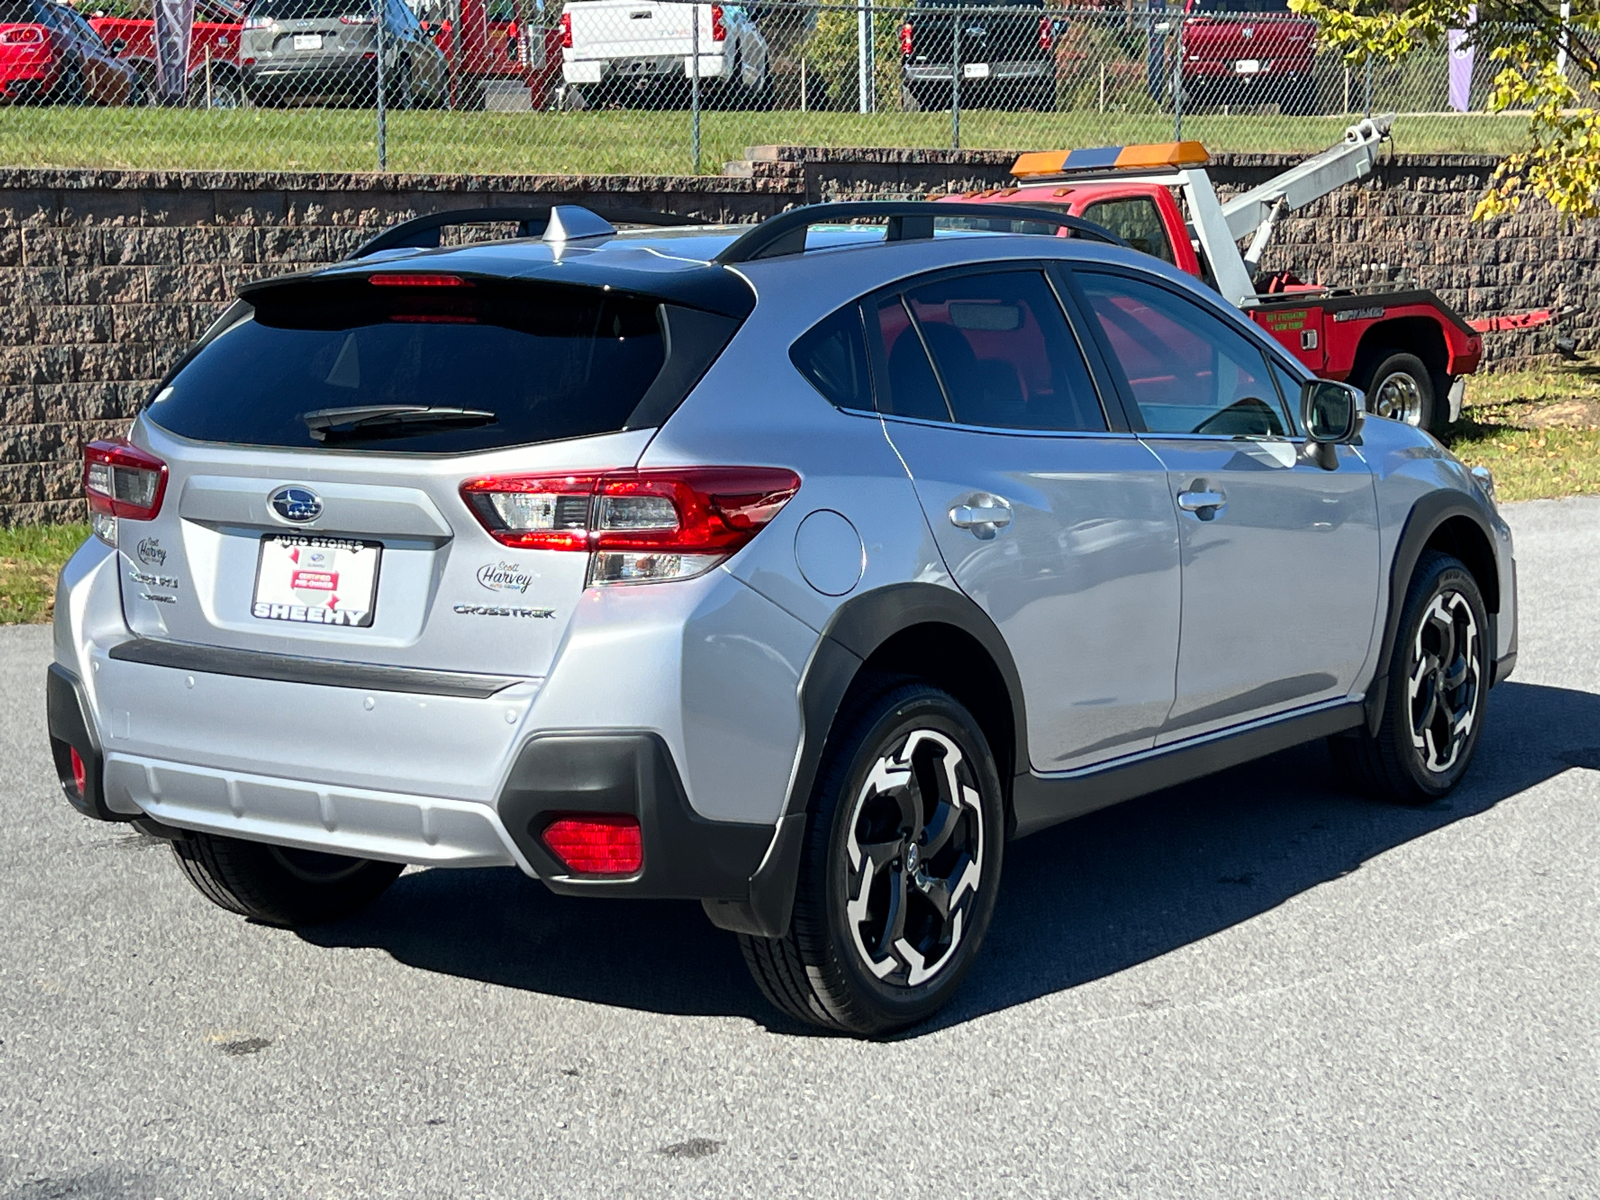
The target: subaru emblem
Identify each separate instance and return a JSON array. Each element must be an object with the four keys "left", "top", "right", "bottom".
[{"left": 270, "top": 485, "right": 322, "bottom": 523}]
